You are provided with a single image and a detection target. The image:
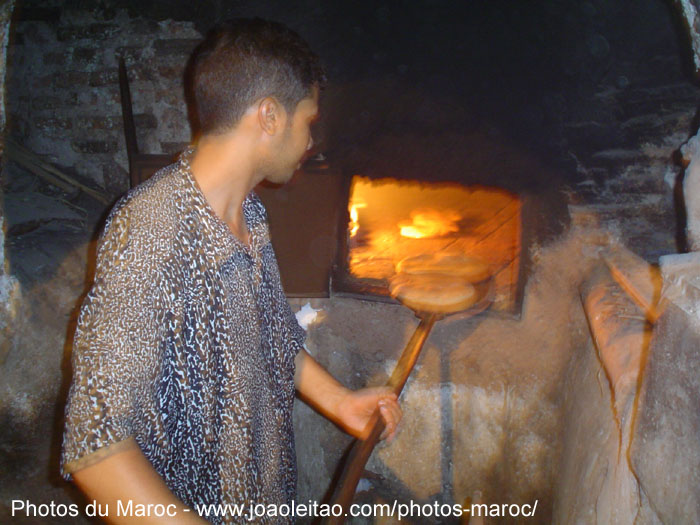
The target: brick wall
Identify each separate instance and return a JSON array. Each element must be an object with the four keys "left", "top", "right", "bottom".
[{"left": 7, "top": 1, "right": 201, "bottom": 195}]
